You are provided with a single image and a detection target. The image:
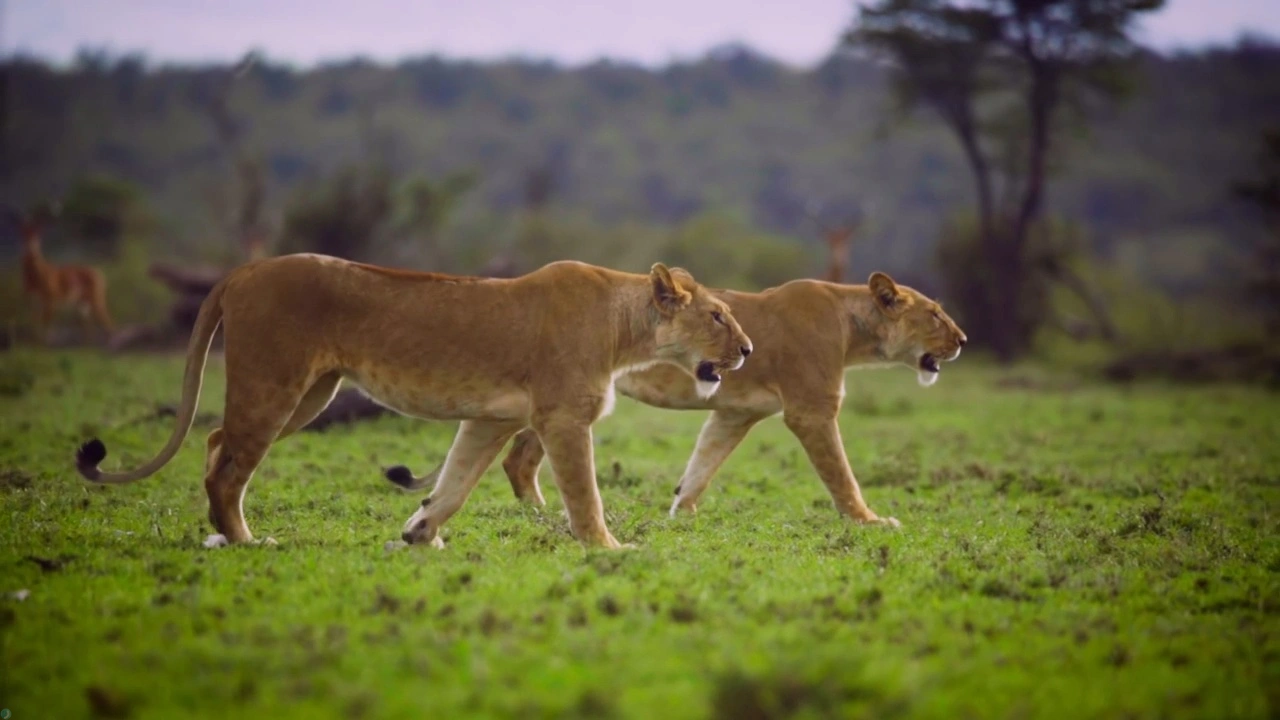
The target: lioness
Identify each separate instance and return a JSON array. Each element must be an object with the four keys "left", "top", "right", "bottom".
[
  {"left": 74, "top": 254, "right": 752, "bottom": 550},
  {"left": 389, "top": 272, "right": 965, "bottom": 526}
]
